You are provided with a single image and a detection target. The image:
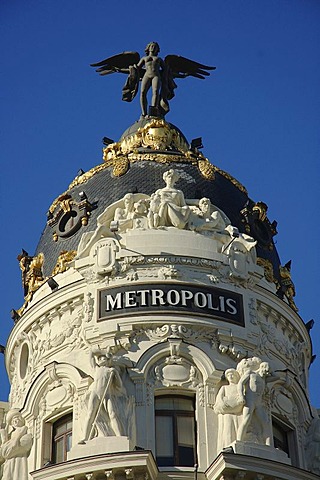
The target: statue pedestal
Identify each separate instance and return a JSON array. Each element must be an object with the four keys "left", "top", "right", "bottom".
[
  {"left": 68, "top": 436, "right": 134, "bottom": 460},
  {"left": 231, "top": 441, "right": 291, "bottom": 465},
  {"left": 124, "top": 228, "right": 224, "bottom": 260}
]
